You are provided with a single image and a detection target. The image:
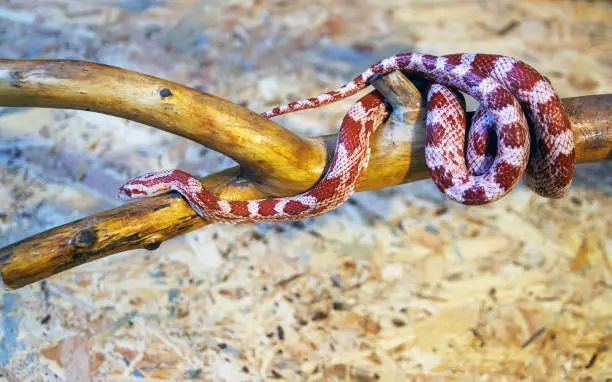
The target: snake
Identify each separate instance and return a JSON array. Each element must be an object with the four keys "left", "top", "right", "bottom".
[{"left": 118, "top": 53, "right": 575, "bottom": 224}]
